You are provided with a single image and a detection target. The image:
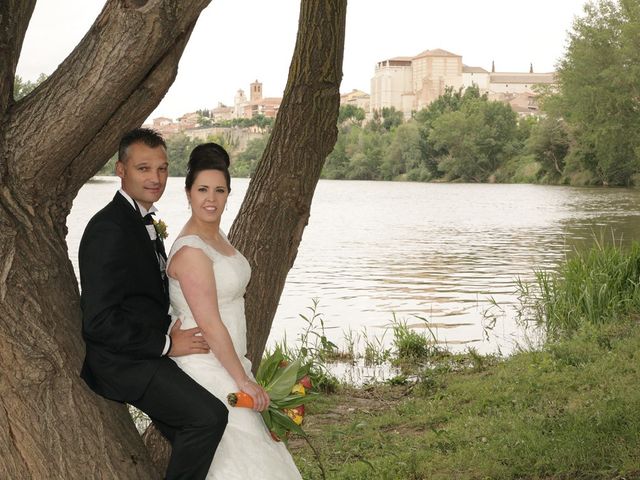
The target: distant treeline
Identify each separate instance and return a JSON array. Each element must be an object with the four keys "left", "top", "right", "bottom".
[
  {"left": 228, "top": 89, "right": 574, "bottom": 185},
  {"left": 98, "top": 131, "right": 268, "bottom": 178}
]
